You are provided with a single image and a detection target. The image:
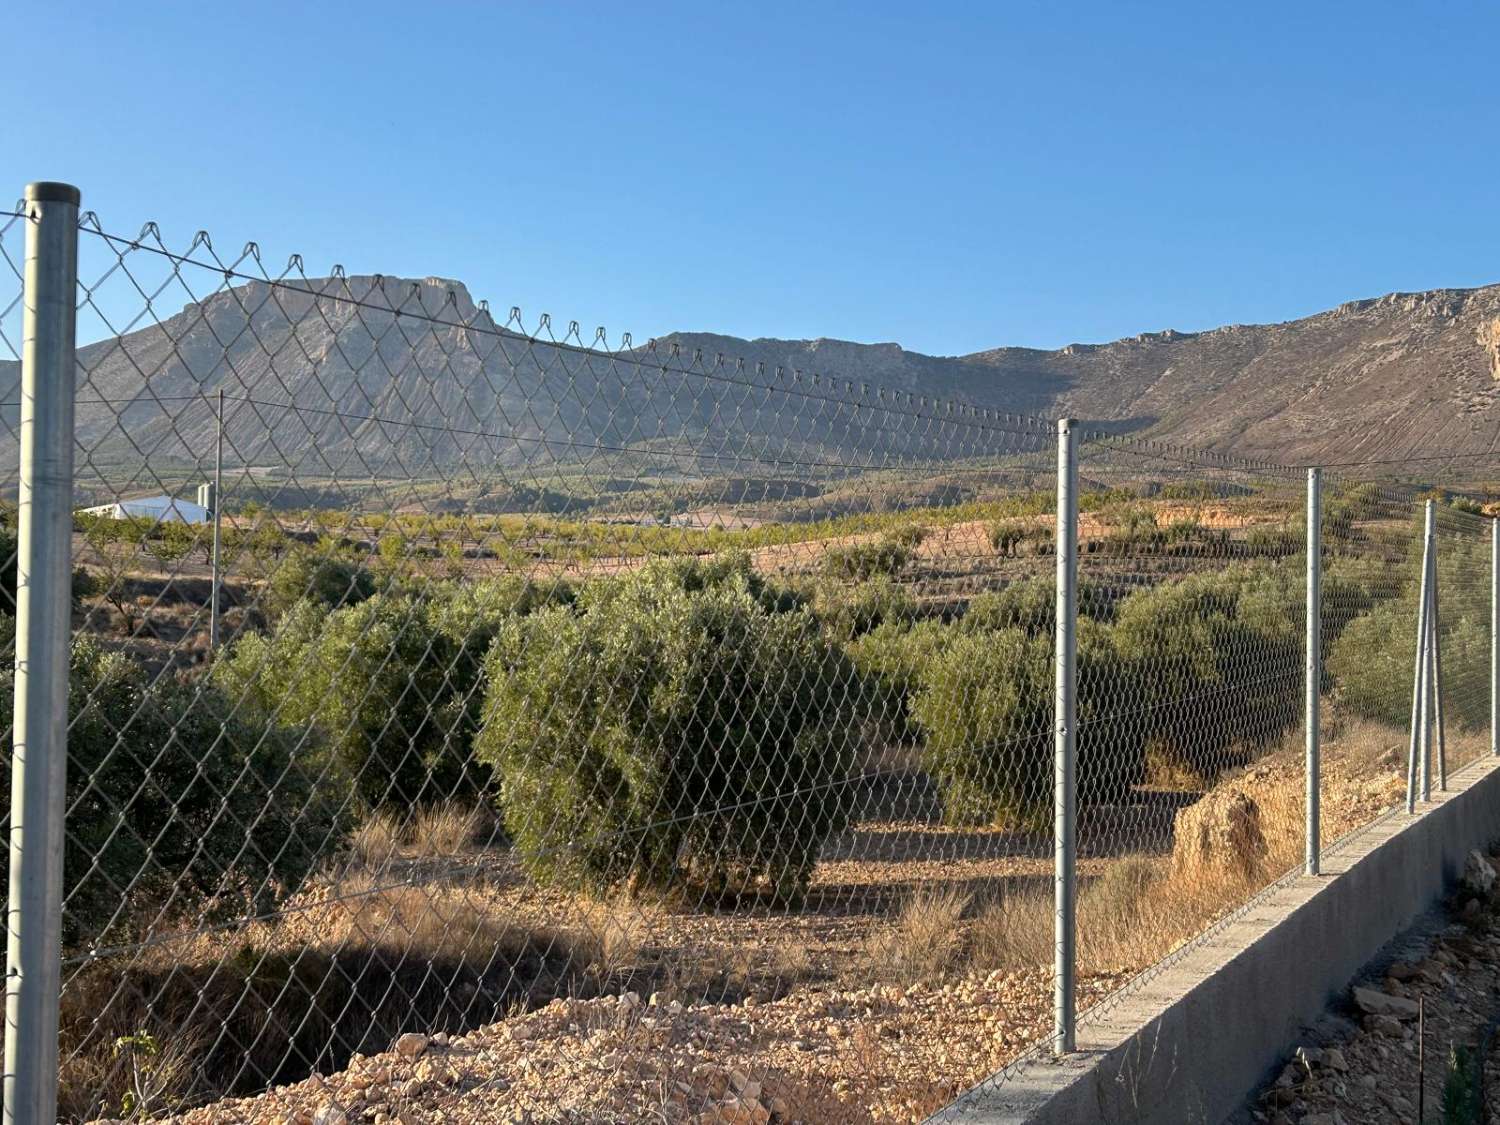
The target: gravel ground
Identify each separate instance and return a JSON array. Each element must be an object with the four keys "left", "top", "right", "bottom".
[
  {"left": 1238, "top": 848, "right": 1500, "bottom": 1125},
  {"left": 149, "top": 971, "right": 1129, "bottom": 1124}
]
